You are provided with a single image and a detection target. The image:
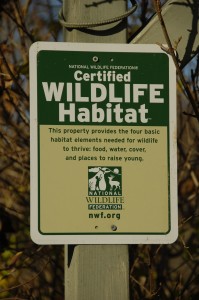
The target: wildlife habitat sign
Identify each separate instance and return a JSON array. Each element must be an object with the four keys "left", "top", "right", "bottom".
[{"left": 30, "top": 42, "right": 178, "bottom": 244}]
